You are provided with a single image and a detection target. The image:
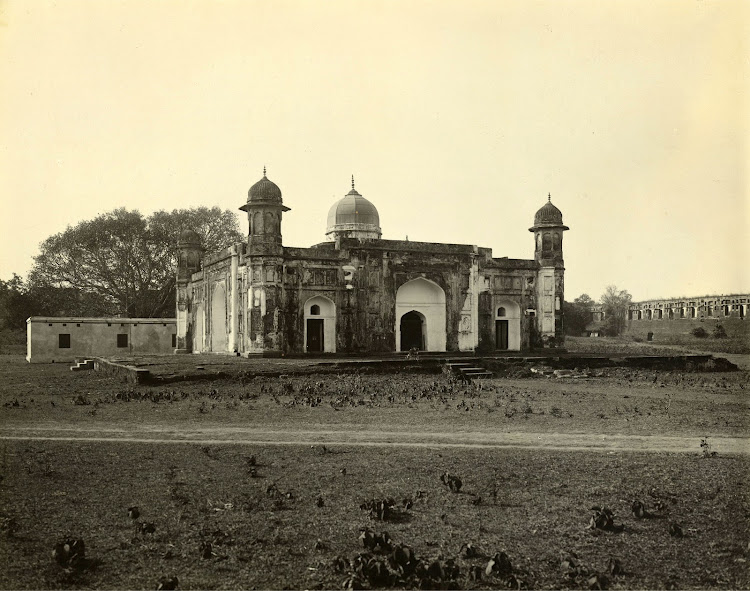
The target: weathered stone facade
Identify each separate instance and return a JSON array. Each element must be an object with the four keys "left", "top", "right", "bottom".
[{"left": 175, "top": 173, "right": 568, "bottom": 356}]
